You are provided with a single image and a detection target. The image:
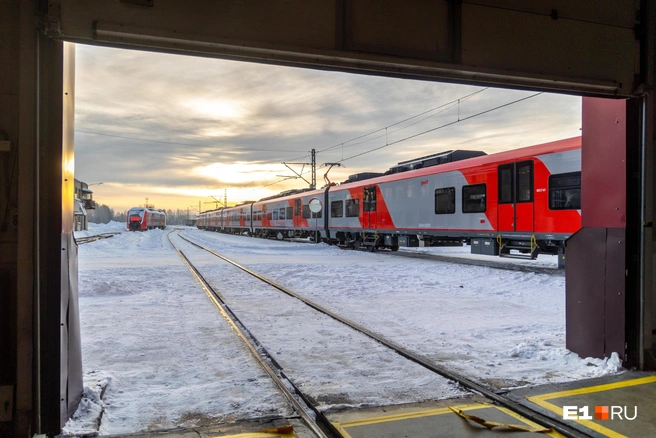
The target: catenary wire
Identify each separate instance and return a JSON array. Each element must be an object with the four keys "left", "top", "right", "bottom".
[
  {"left": 335, "top": 92, "right": 543, "bottom": 164},
  {"left": 251, "top": 91, "right": 543, "bottom": 191},
  {"left": 75, "top": 129, "right": 305, "bottom": 153}
]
